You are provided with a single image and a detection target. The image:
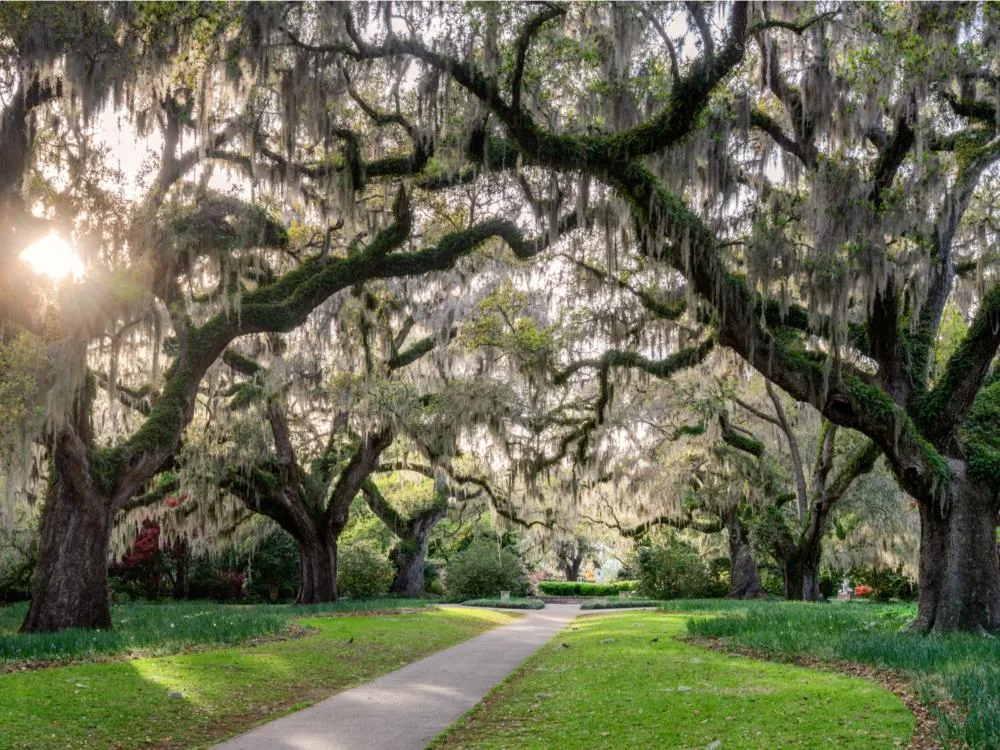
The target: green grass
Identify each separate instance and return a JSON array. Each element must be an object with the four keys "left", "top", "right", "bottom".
[
  {"left": 579, "top": 599, "right": 660, "bottom": 609},
  {"left": 462, "top": 598, "right": 545, "bottom": 610},
  {"left": 0, "top": 598, "right": 429, "bottom": 667},
  {"left": 0, "top": 607, "right": 513, "bottom": 749},
  {"left": 434, "top": 611, "right": 913, "bottom": 749},
  {"left": 686, "top": 599, "right": 1000, "bottom": 748}
]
